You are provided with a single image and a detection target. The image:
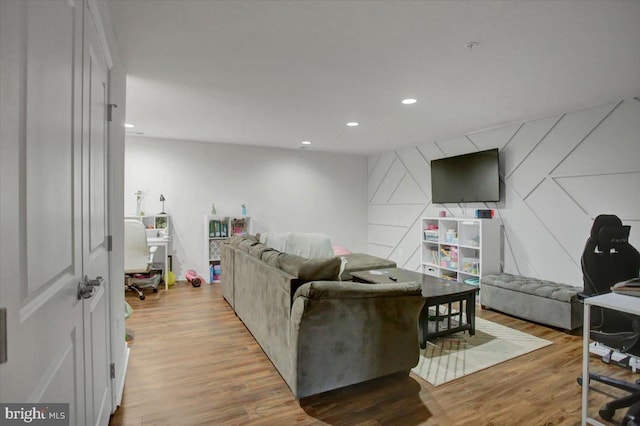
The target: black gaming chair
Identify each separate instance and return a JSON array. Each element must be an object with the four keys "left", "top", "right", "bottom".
[{"left": 580, "top": 214, "right": 640, "bottom": 425}]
